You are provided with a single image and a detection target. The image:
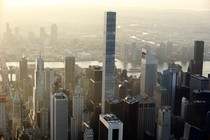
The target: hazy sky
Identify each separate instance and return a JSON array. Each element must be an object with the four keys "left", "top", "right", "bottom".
[{"left": 3, "top": 0, "right": 209, "bottom": 9}]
